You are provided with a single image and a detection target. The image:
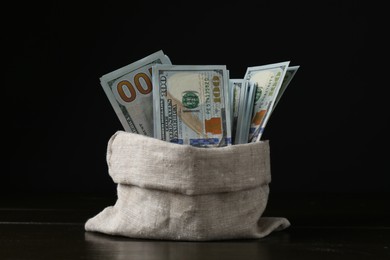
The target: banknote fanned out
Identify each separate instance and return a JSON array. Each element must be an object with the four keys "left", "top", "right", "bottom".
[
  {"left": 229, "top": 79, "right": 255, "bottom": 144},
  {"left": 272, "top": 65, "right": 300, "bottom": 112},
  {"left": 244, "top": 61, "right": 290, "bottom": 142},
  {"left": 100, "top": 50, "right": 171, "bottom": 137},
  {"left": 152, "top": 65, "right": 232, "bottom": 147},
  {"left": 229, "top": 79, "right": 245, "bottom": 143},
  {"left": 236, "top": 81, "right": 256, "bottom": 144}
]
